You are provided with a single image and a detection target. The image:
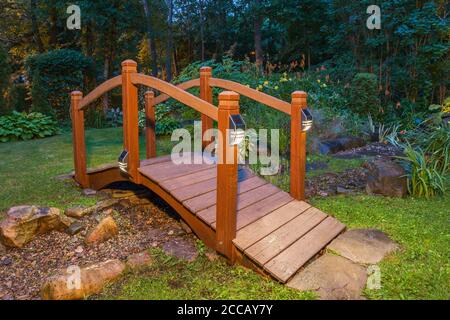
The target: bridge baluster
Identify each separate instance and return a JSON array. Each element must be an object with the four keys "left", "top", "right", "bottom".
[
  {"left": 121, "top": 60, "right": 140, "bottom": 183},
  {"left": 200, "top": 67, "right": 214, "bottom": 150},
  {"left": 290, "top": 91, "right": 308, "bottom": 200},
  {"left": 216, "top": 91, "right": 240, "bottom": 262},
  {"left": 144, "top": 91, "right": 156, "bottom": 159},
  {"left": 71, "top": 91, "right": 89, "bottom": 188}
]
